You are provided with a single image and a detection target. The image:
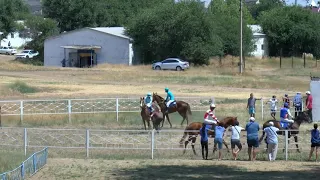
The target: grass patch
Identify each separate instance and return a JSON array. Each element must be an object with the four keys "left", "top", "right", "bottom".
[
  {"left": 0, "top": 150, "right": 26, "bottom": 173},
  {"left": 7, "top": 81, "right": 38, "bottom": 94}
]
